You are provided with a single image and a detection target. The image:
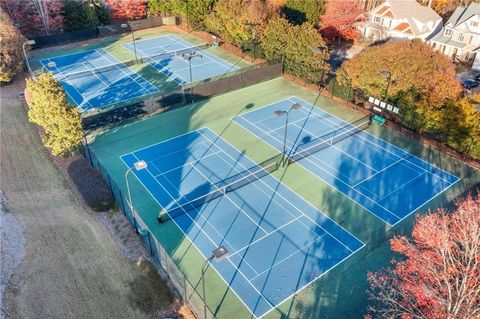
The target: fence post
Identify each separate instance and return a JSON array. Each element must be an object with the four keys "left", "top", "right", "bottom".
[
  {"left": 183, "top": 276, "right": 188, "bottom": 306},
  {"left": 346, "top": 85, "right": 351, "bottom": 103},
  {"left": 118, "top": 189, "right": 127, "bottom": 216},
  {"left": 147, "top": 232, "right": 153, "bottom": 256},
  {"left": 163, "top": 248, "right": 170, "bottom": 279},
  {"left": 331, "top": 78, "right": 336, "bottom": 99}
]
